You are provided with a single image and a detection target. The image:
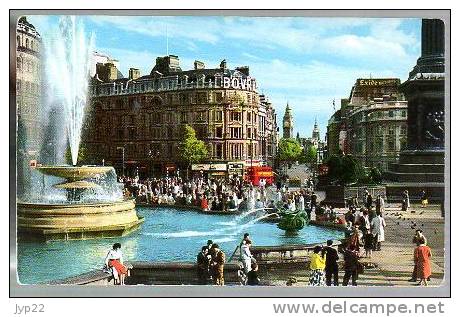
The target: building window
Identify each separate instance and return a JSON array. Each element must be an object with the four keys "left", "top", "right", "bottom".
[
  {"left": 195, "top": 111, "right": 206, "bottom": 122},
  {"left": 389, "top": 110, "right": 394, "bottom": 118},
  {"left": 400, "top": 126, "right": 407, "bottom": 135},
  {"left": 247, "top": 112, "right": 251, "bottom": 122},
  {"left": 152, "top": 112, "right": 162, "bottom": 124},
  {"left": 215, "top": 144, "right": 223, "bottom": 158},
  {"left": 25, "top": 38, "right": 29, "bottom": 49},
  {"left": 388, "top": 126, "right": 395, "bottom": 136},
  {"left": 214, "top": 92, "right": 223, "bottom": 103},
  {"left": 215, "top": 126, "right": 223, "bottom": 138},
  {"left": 117, "top": 129, "right": 124, "bottom": 140},
  {"left": 180, "top": 112, "right": 188, "bottom": 123},
  {"left": 152, "top": 96, "right": 162, "bottom": 107},
  {"left": 401, "top": 110, "right": 407, "bottom": 117},
  {"left": 231, "top": 127, "right": 242, "bottom": 139},
  {"left": 213, "top": 110, "right": 223, "bottom": 122},
  {"left": 17, "top": 57, "right": 21, "bottom": 69},
  {"left": 197, "top": 92, "right": 207, "bottom": 104},
  {"left": 128, "top": 127, "right": 136, "bottom": 140},
  {"left": 17, "top": 35, "right": 20, "bottom": 47},
  {"left": 388, "top": 139, "right": 396, "bottom": 151},
  {"left": 231, "top": 112, "right": 241, "bottom": 122}
]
